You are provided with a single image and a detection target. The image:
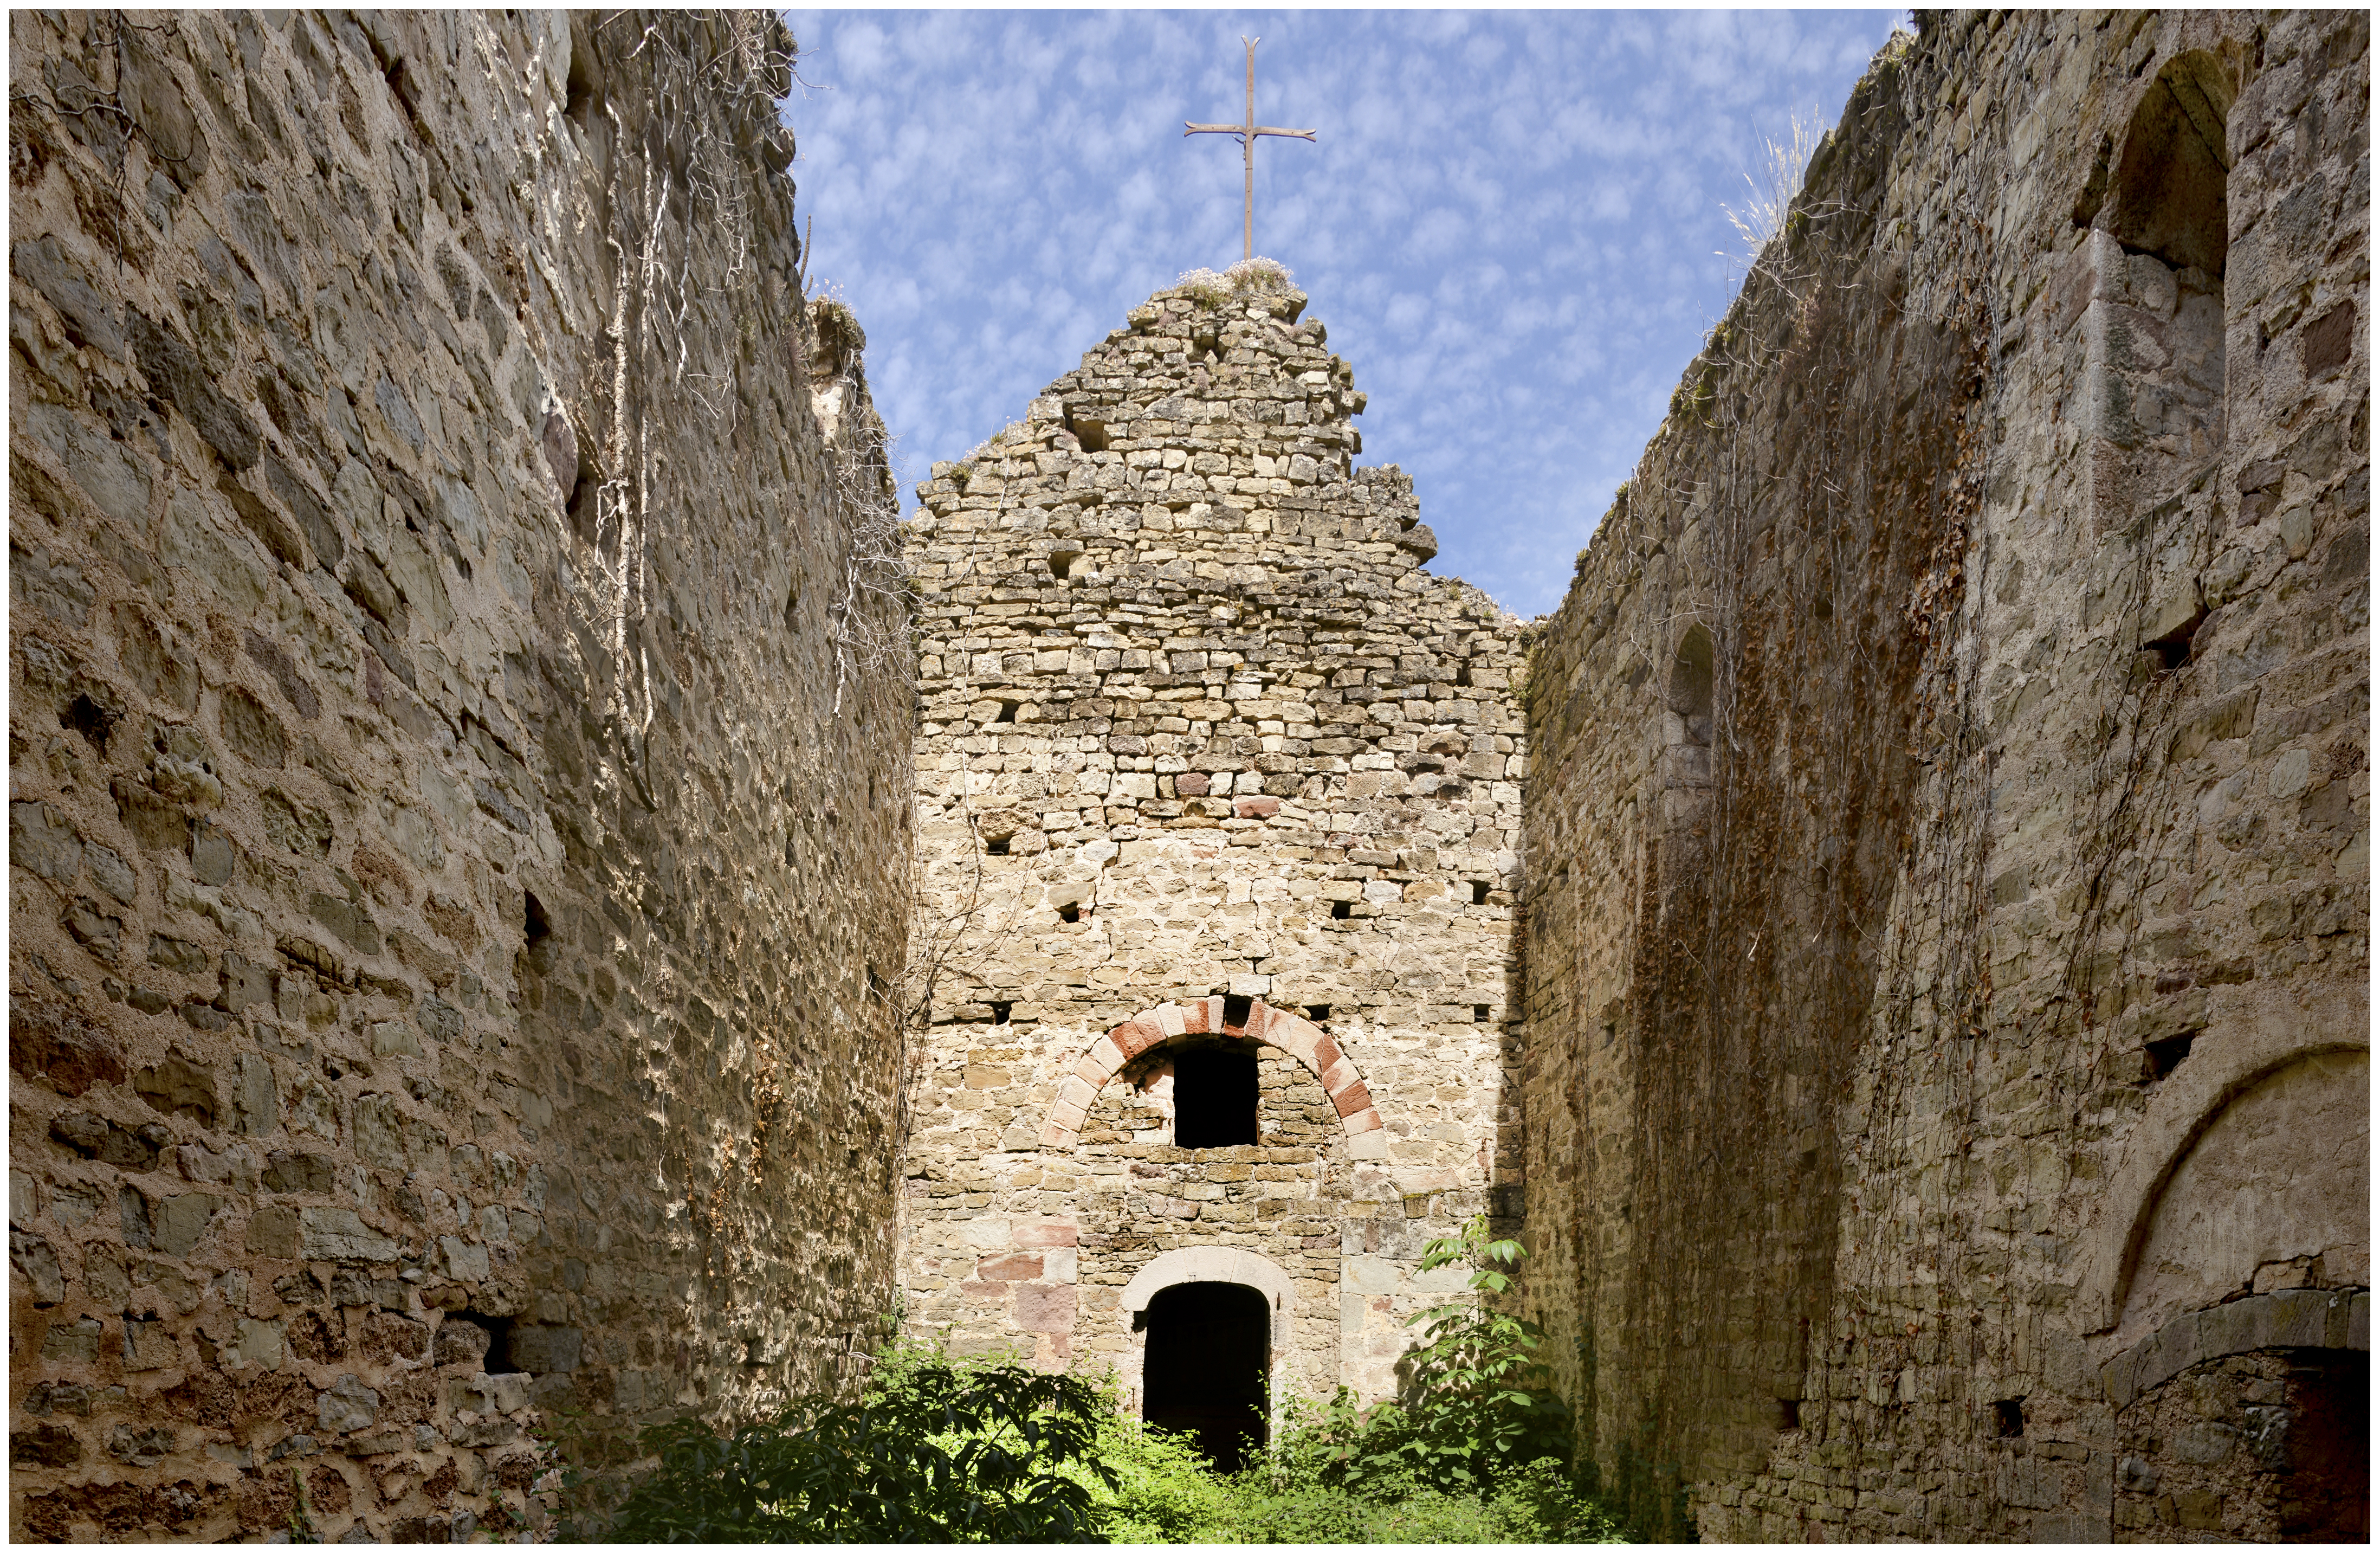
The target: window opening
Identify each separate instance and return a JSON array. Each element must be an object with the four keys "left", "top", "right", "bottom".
[
  {"left": 451, "top": 1310, "right": 515, "bottom": 1374},
  {"left": 992, "top": 700, "right": 1020, "bottom": 724},
  {"left": 988, "top": 1000, "right": 1012, "bottom": 1025},
  {"left": 1474, "top": 1004, "right": 1492, "bottom": 1024},
  {"left": 1173, "top": 1046, "right": 1258, "bottom": 1149},
  {"left": 2143, "top": 1031, "right": 2196, "bottom": 1081},
  {"left": 1142, "top": 1281, "right": 1270, "bottom": 1472},
  {"left": 1471, "top": 881, "right": 1491, "bottom": 905},
  {"left": 1664, "top": 626, "right": 1715, "bottom": 836},
  {"left": 1992, "top": 1397, "right": 2026, "bottom": 1439},
  {"left": 1330, "top": 900, "right": 1351, "bottom": 920},
  {"left": 1304, "top": 1004, "right": 1330, "bottom": 1024}
]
